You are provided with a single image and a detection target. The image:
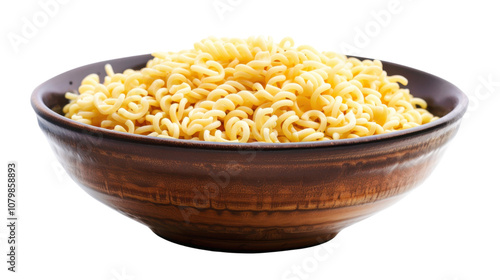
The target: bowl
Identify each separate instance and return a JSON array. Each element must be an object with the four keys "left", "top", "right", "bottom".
[{"left": 31, "top": 54, "right": 468, "bottom": 252}]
